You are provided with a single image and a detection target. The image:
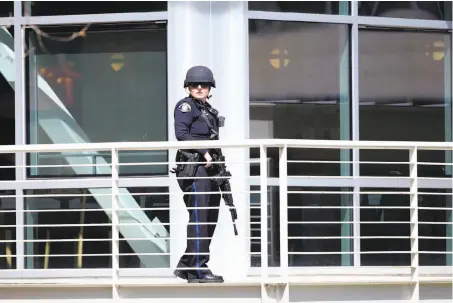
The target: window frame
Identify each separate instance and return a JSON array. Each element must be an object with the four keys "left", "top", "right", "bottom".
[{"left": 248, "top": 1, "right": 453, "bottom": 268}]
